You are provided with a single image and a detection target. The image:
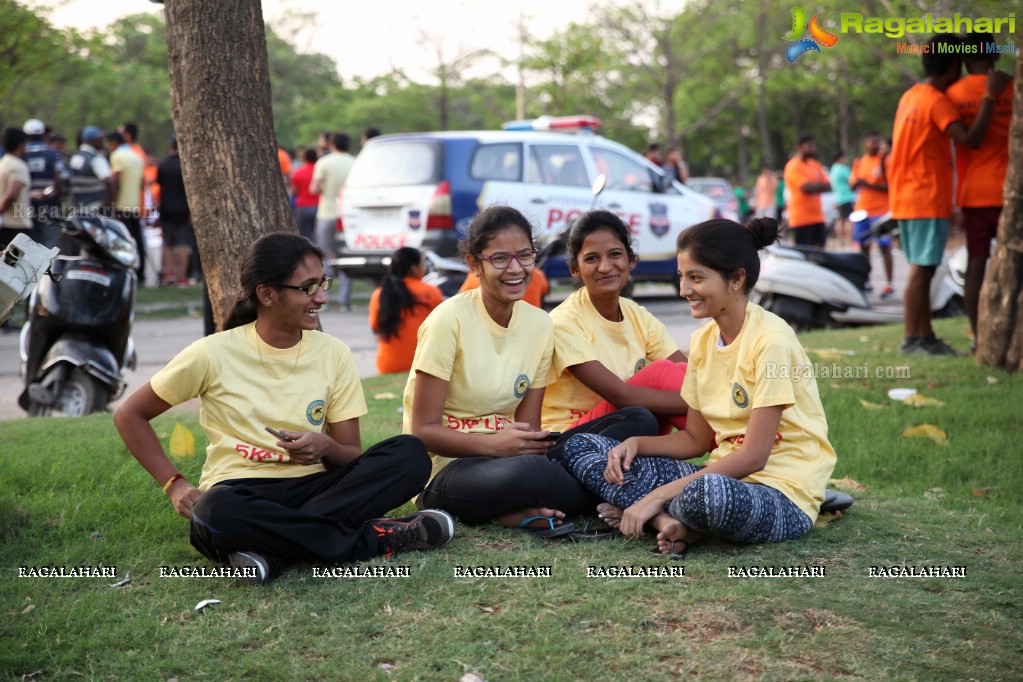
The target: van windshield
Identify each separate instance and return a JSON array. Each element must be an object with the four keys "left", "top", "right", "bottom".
[{"left": 346, "top": 141, "right": 441, "bottom": 187}]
